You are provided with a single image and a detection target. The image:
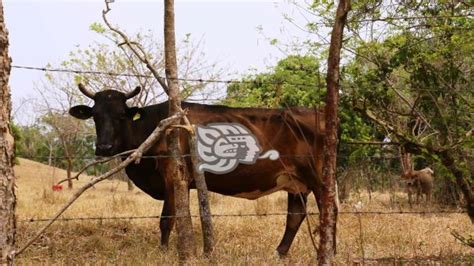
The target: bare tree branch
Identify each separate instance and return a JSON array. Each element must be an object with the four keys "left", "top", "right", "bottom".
[{"left": 102, "top": 2, "right": 170, "bottom": 94}]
